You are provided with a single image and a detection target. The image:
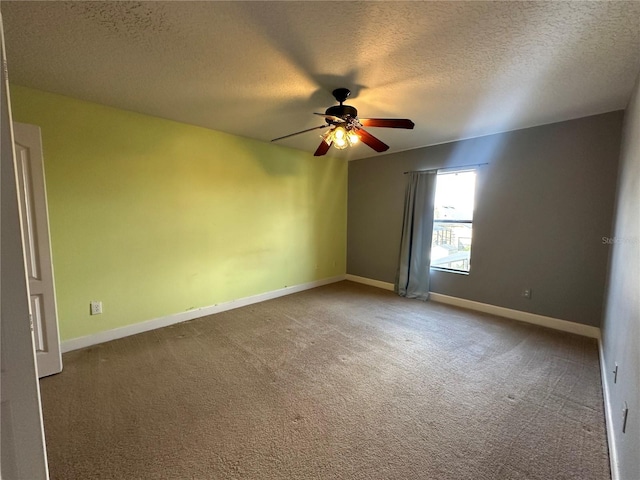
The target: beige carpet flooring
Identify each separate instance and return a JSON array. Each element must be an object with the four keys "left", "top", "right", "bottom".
[{"left": 39, "top": 281, "right": 610, "bottom": 480}]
